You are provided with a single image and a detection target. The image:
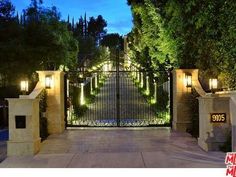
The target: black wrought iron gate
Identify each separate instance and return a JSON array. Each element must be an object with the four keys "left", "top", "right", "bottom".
[{"left": 66, "top": 56, "right": 171, "bottom": 127}]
